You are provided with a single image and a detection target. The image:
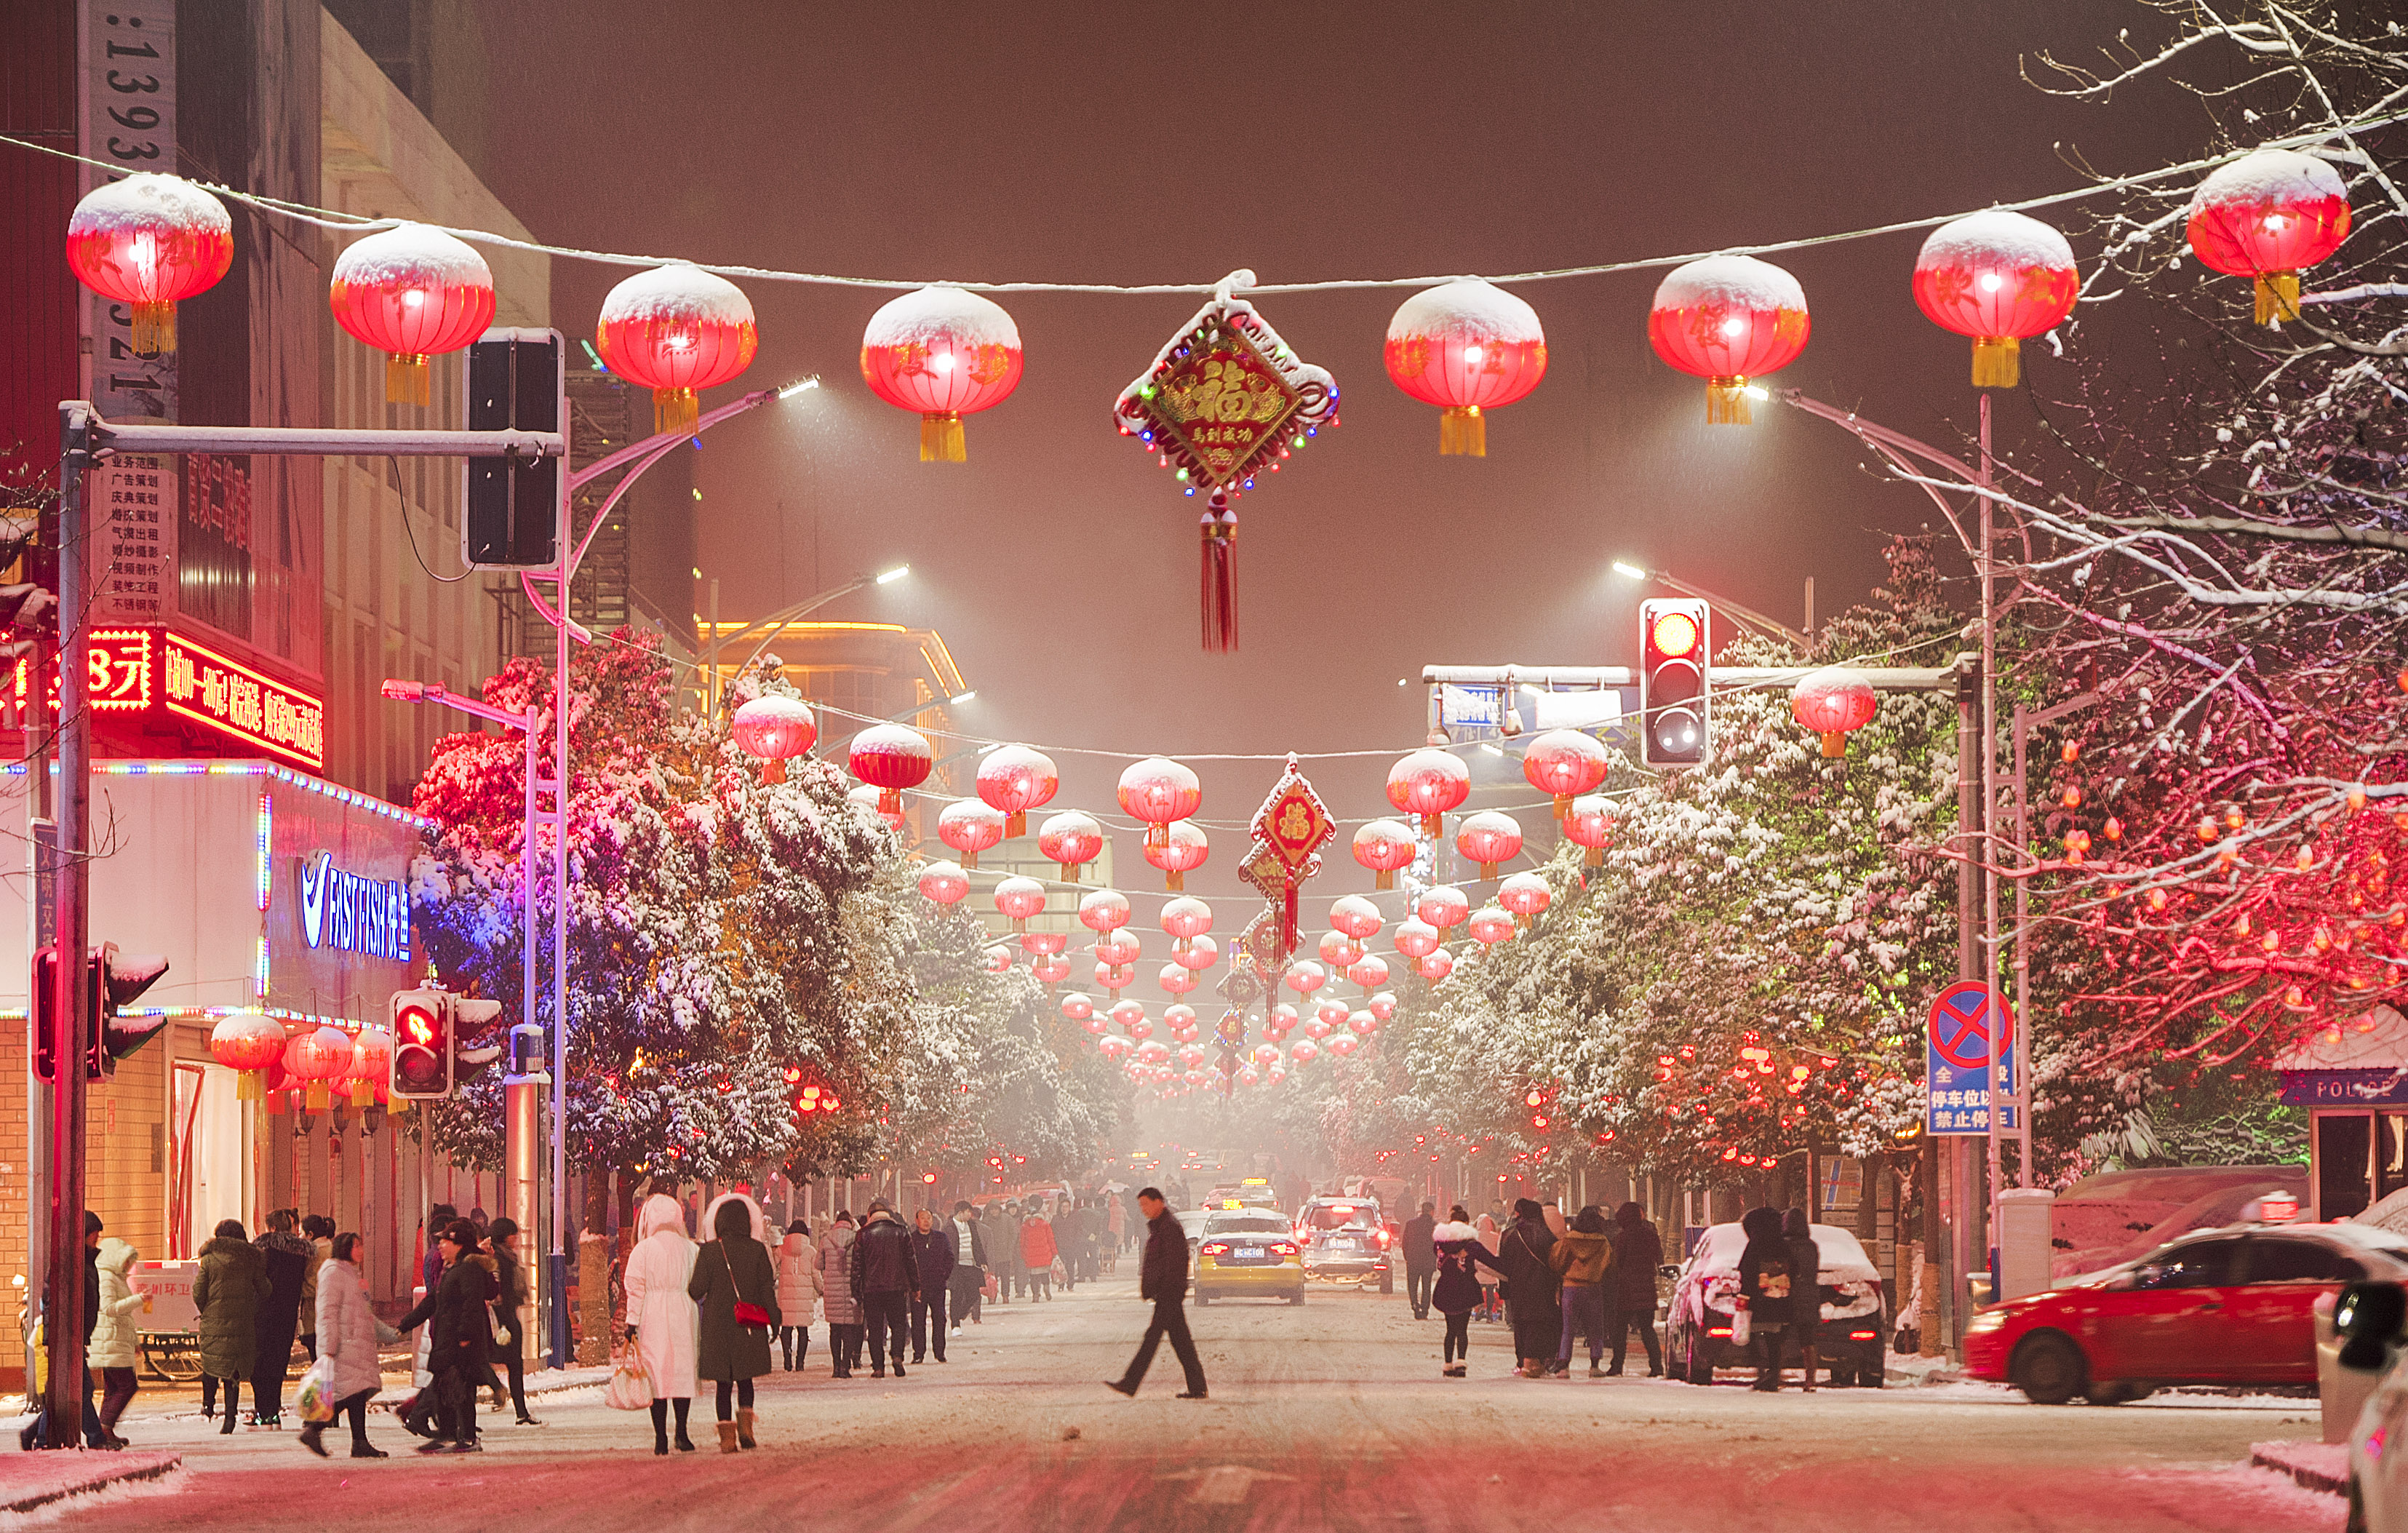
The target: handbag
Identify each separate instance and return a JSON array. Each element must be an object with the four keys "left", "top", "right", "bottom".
[
  {"left": 1730, "top": 1296, "right": 1753, "bottom": 1347},
  {"left": 604, "top": 1347, "right": 652, "bottom": 1411},
  {"left": 294, "top": 1354, "right": 336, "bottom": 1424},
  {"left": 723, "top": 1246, "right": 773, "bottom": 1329}
]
